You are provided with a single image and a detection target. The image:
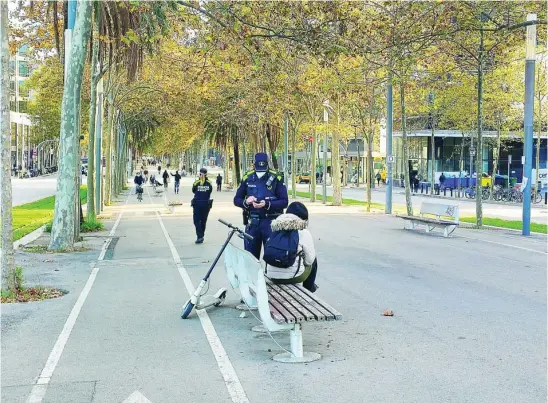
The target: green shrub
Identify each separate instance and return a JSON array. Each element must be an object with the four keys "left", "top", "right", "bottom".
[{"left": 80, "top": 219, "right": 105, "bottom": 233}]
